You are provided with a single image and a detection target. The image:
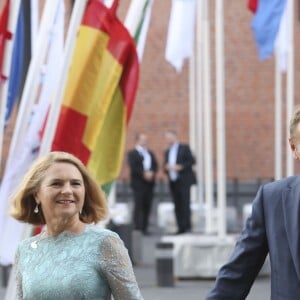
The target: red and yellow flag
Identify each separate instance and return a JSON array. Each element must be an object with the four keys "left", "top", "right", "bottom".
[{"left": 52, "top": 0, "right": 139, "bottom": 189}]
